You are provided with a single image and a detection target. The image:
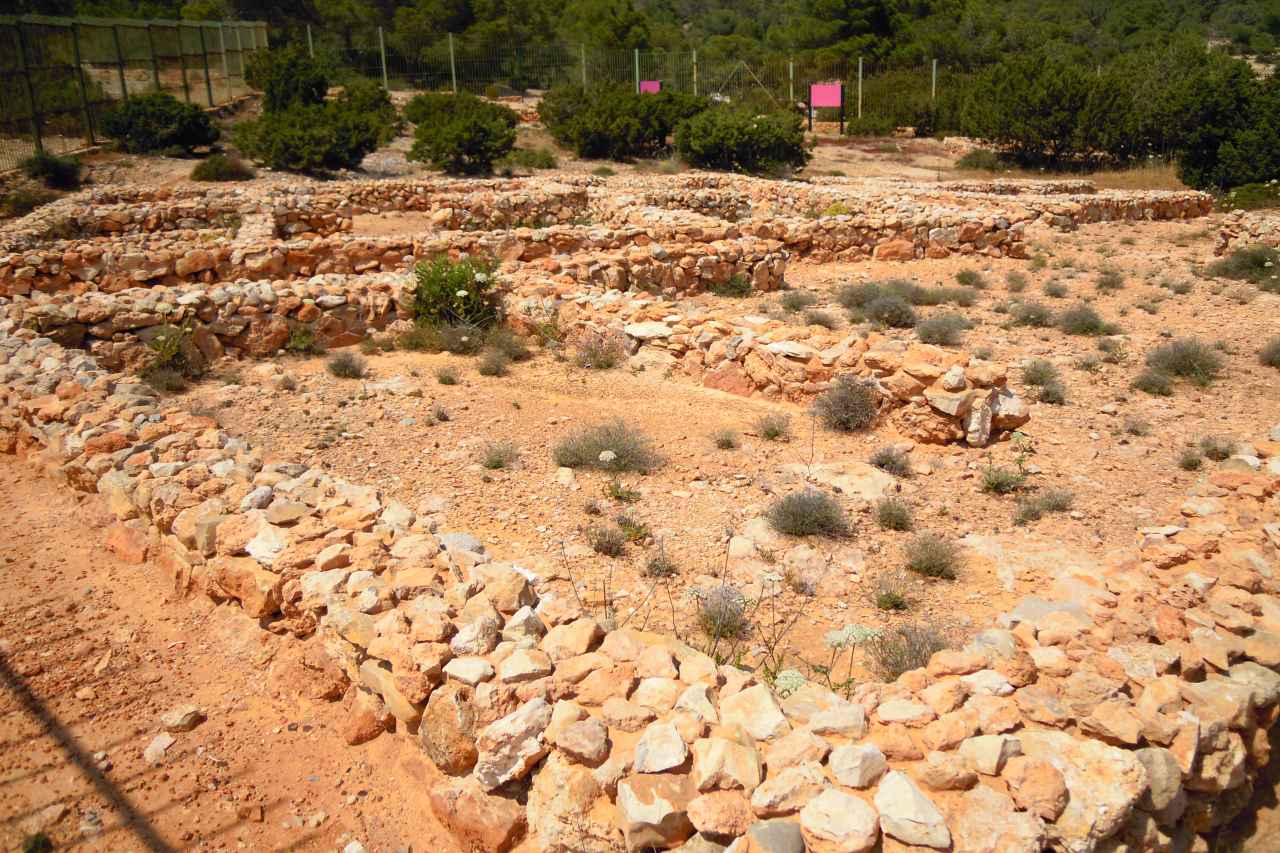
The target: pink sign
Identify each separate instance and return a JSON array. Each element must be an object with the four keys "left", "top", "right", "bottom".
[
  {"left": 639, "top": 80, "right": 661, "bottom": 93},
  {"left": 810, "top": 82, "right": 842, "bottom": 109}
]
